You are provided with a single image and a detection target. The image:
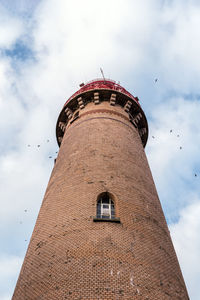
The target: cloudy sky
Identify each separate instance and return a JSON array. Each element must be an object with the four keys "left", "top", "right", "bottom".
[{"left": 0, "top": 0, "right": 200, "bottom": 299}]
